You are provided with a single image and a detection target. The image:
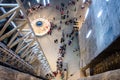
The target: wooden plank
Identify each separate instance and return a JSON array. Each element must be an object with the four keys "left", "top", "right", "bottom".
[
  {"left": 7, "top": 32, "right": 19, "bottom": 47},
  {"left": 0, "top": 6, "right": 20, "bottom": 20},
  {"left": 15, "top": 32, "right": 32, "bottom": 53},
  {"left": 17, "top": 39, "right": 34, "bottom": 53},
  {"left": 21, "top": 39, "right": 35, "bottom": 58},
  {"left": 0, "top": 21, "right": 27, "bottom": 42},
  {"left": 0, "top": 4, "right": 18, "bottom": 7},
  {"left": 0, "top": 11, "right": 18, "bottom": 36}
]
